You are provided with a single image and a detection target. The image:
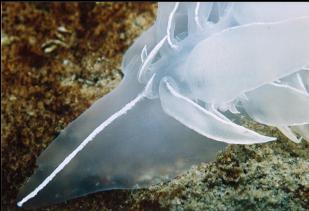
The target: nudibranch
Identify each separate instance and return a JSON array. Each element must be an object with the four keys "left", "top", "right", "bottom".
[{"left": 17, "top": 2, "right": 309, "bottom": 208}]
